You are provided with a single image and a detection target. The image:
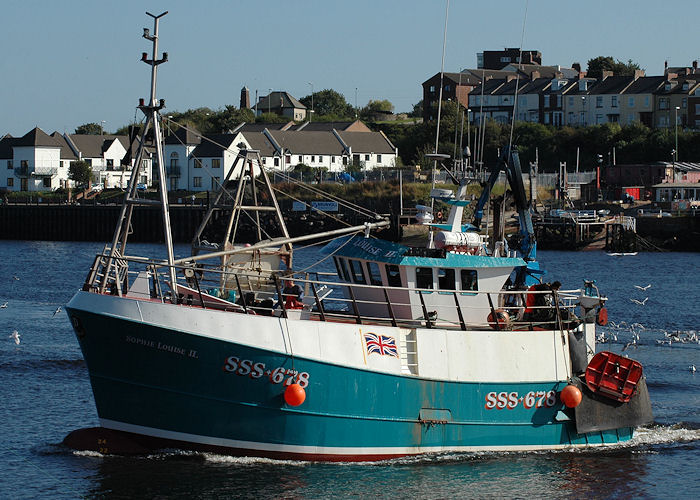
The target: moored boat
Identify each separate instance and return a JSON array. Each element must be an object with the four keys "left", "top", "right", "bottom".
[{"left": 64, "top": 12, "right": 653, "bottom": 461}]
